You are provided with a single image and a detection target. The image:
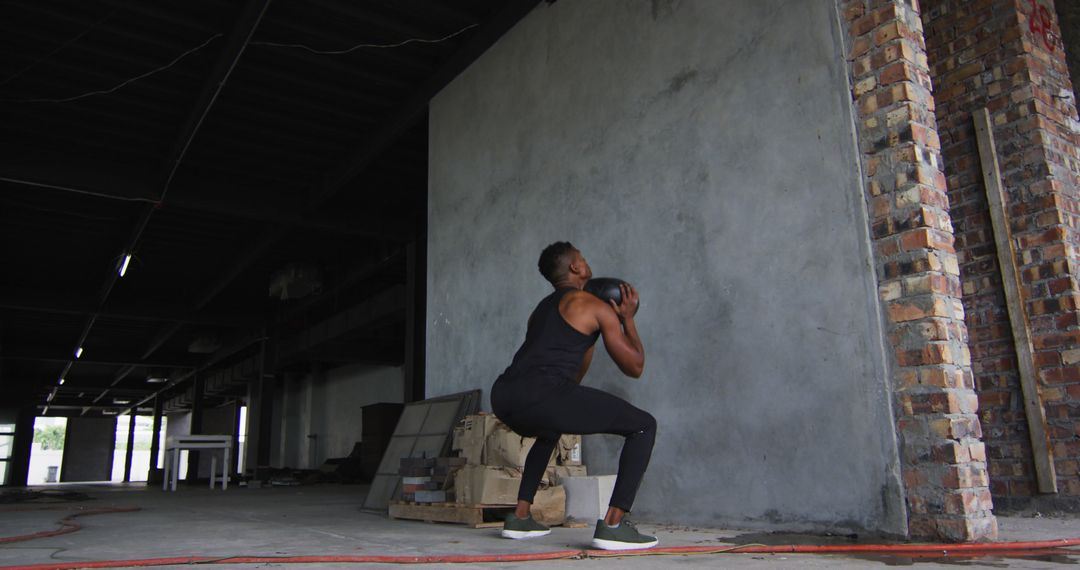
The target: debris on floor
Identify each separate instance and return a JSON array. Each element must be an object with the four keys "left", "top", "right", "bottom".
[{"left": 0, "top": 489, "right": 94, "bottom": 504}]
